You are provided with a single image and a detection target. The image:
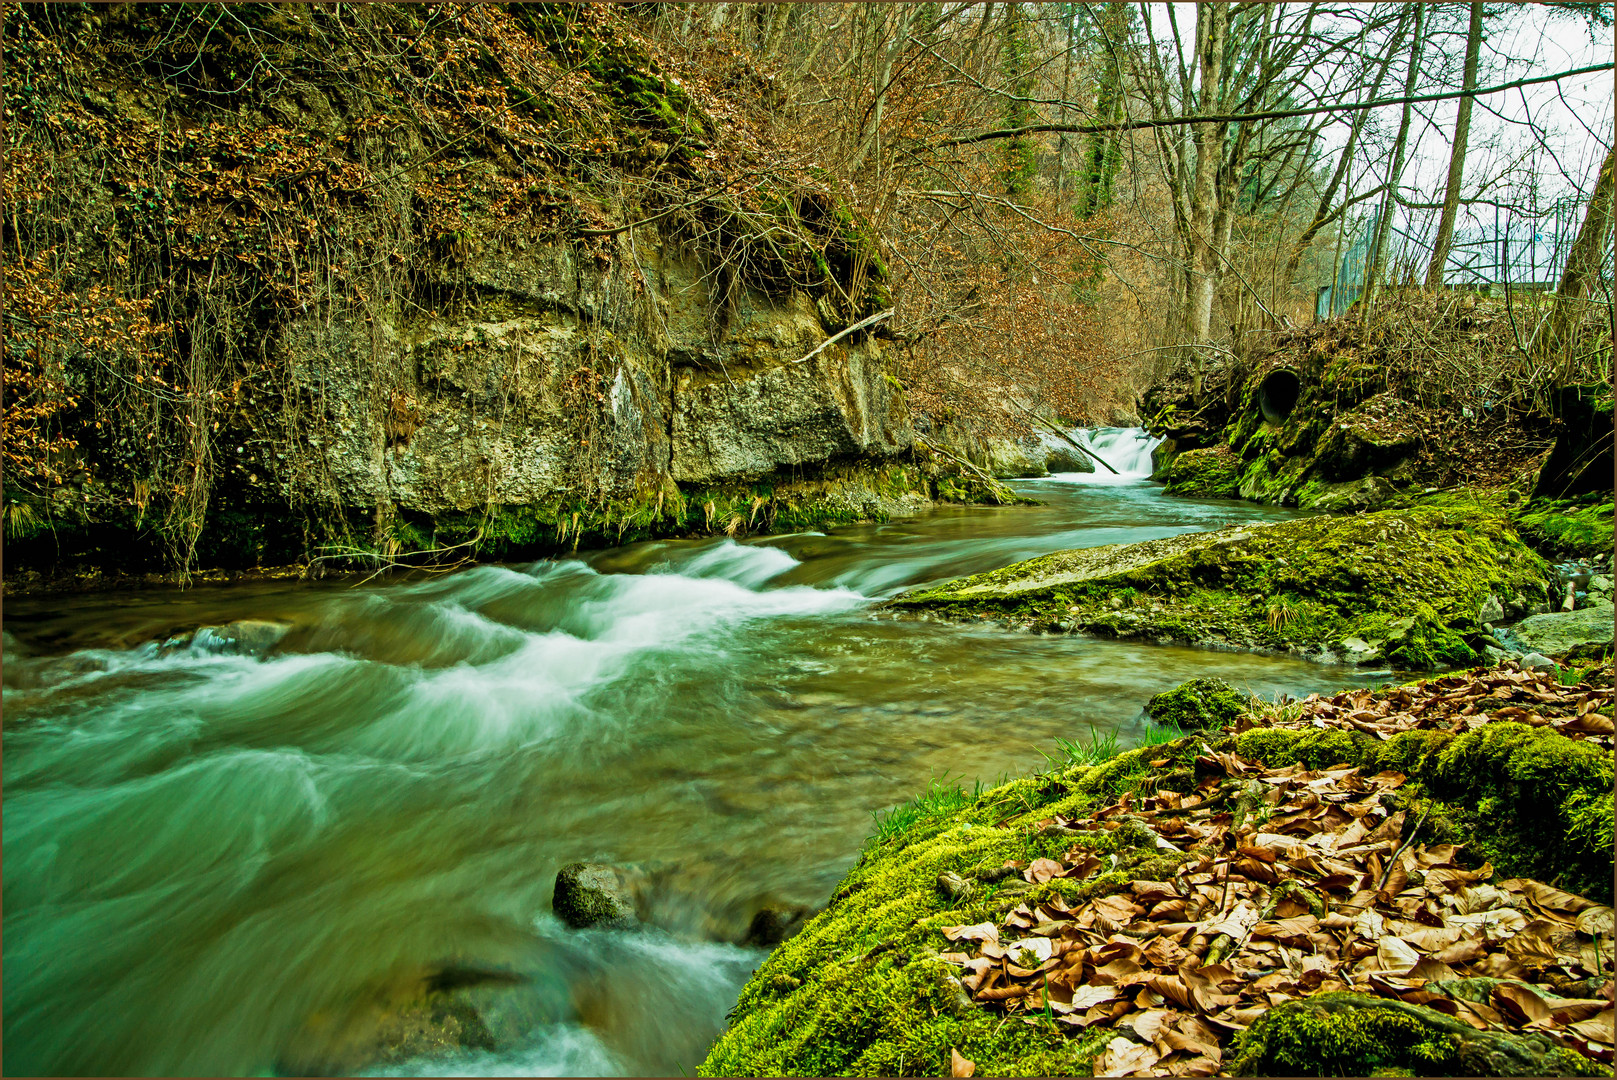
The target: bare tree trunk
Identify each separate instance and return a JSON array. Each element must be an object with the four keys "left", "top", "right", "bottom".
[
  {"left": 1424, "top": 0, "right": 1484, "bottom": 289},
  {"left": 1364, "top": 4, "right": 1424, "bottom": 305},
  {"left": 1534, "top": 145, "right": 1616, "bottom": 360},
  {"left": 1182, "top": 1, "right": 1231, "bottom": 355}
]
